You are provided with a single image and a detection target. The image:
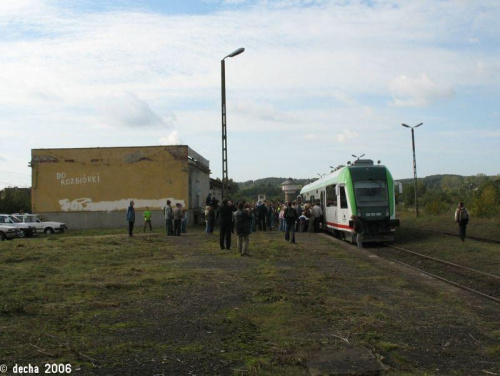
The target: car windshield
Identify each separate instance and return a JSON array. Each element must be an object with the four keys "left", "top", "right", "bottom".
[{"left": 354, "top": 180, "right": 388, "bottom": 207}]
